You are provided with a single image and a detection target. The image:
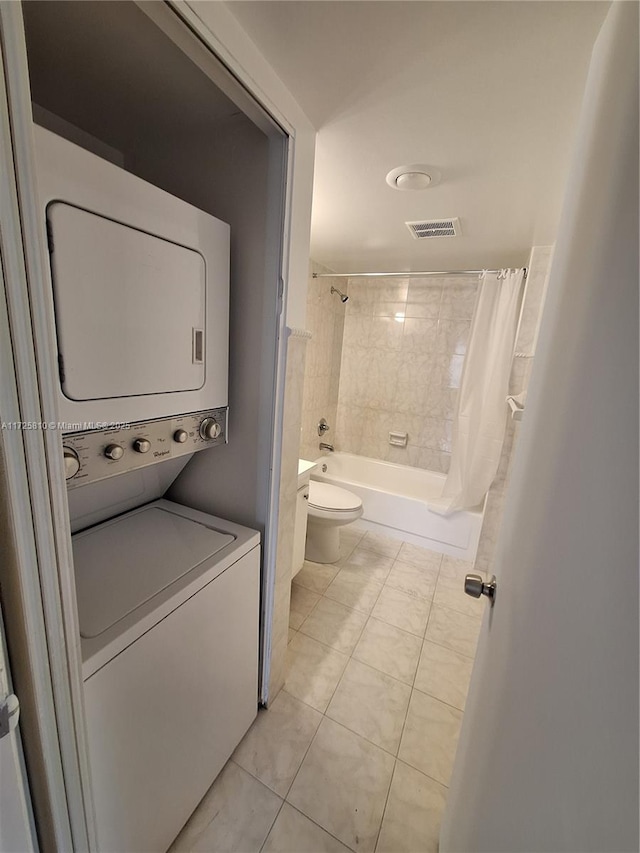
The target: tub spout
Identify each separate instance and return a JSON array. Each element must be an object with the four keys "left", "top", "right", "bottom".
[{"left": 319, "top": 442, "right": 334, "bottom": 452}]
